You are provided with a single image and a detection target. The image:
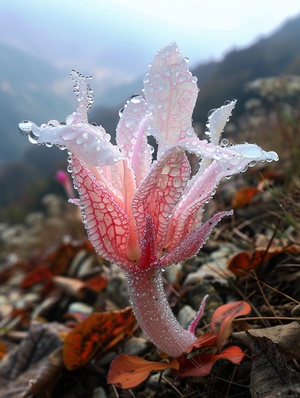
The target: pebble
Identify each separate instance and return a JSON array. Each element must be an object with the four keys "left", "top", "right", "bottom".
[
  {"left": 177, "top": 305, "right": 196, "bottom": 329},
  {"left": 67, "top": 301, "right": 93, "bottom": 315},
  {"left": 106, "top": 276, "right": 129, "bottom": 308},
  {"left": 92, "top": 387, "right": 107, "bottom": 398},
  {"left": 164, "top": 263, "right": 182, "bottom": 283},
  {"left": 123, "top": 336, "right": 148, "bottom": 356}
]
